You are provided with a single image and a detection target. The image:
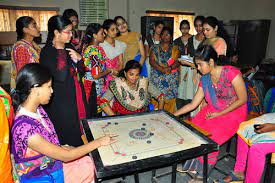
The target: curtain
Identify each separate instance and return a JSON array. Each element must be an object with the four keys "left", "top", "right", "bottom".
[
  {"left": 146, "top": 13, "right": 195, "bottom": 40},
  {"left": 0, "top": 9, "right": 58, "bottom": 32}
]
